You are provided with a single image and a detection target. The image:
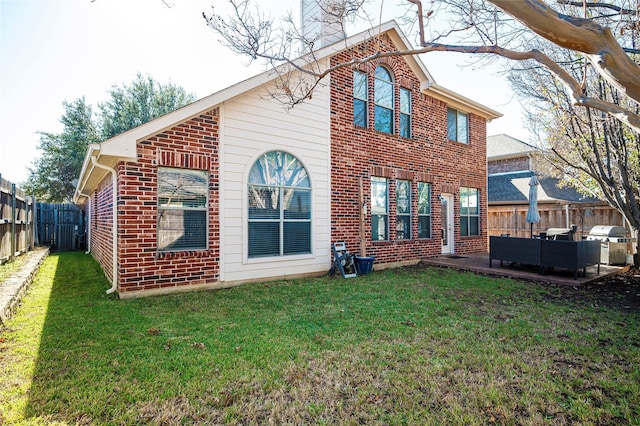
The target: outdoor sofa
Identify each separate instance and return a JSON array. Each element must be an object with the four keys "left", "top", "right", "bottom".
[{"left": 489, "top": 236, "right": 601, "bottom": 279}]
